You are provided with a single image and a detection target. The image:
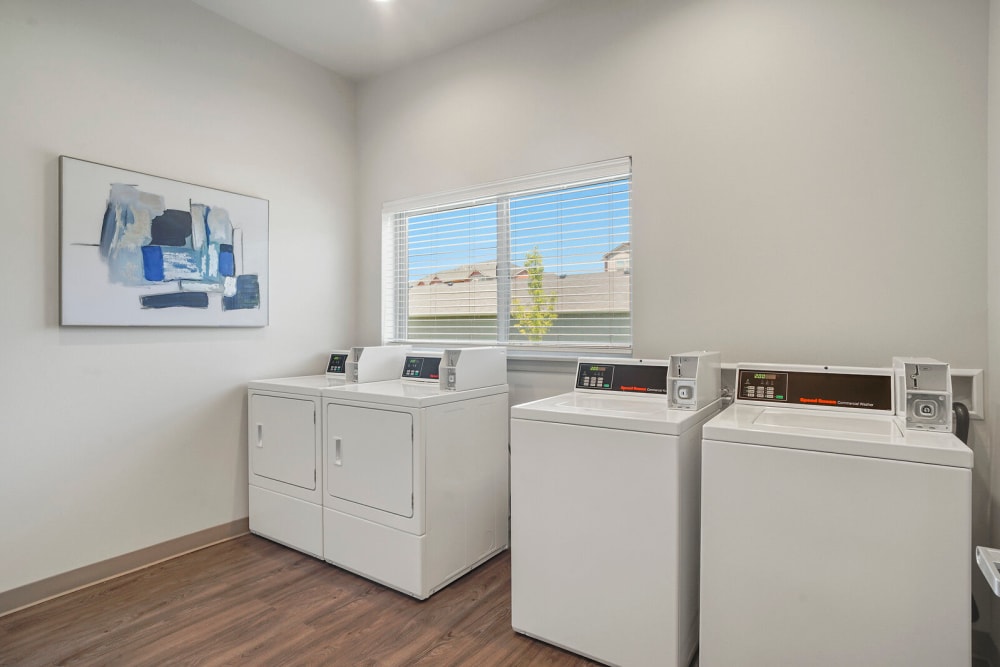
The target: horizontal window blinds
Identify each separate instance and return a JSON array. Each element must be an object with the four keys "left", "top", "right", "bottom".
[{"left": 382, "top": 157, "right": 632, "bottom": 352}]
